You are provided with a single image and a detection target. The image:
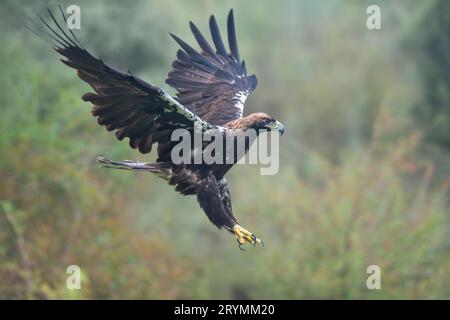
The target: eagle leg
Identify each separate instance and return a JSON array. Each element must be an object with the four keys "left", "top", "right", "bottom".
[{"left": 232, "top": 224, "right": 263, "bottom": 249}]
